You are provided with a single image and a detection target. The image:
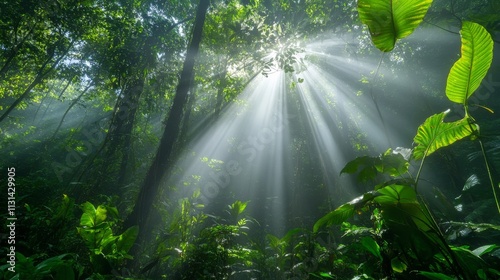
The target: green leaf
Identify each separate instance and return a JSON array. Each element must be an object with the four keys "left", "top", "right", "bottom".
[
  {"left": 318, "top": 272, "right": 334, "bottom": 279},
  {"left": 229, "top": 200, "right": 249, "bottom": 217},
  {"left": 100, "top": 230, "right": 118, "bottom": 252},
  {"left": 266, "top": 234, "right": 284, "bottom": 250},
  {"left": 360, "top": 236, "right": 382, "bottom": 260},
  {"left": 116, "top": 226, "right": 139, "bottom": 253},
  {"left": 341, "top": 156, "right": 373, "bottom": 174},
  {"left": 391, "top": 257, "right": 407, "bottom": 273},
  {"left": 446, "top": 22, "right": 494, "bottom": 105},
  {"left": 358, "top": 0, "right": 433, "bottom": 52},
  {"left": 95, "top": 205, "right": 107, "bottom": 225},
  {"left": 281, "top": 228, "right": 302, "bottom": 243},
  {"left": 79, "top": 212, "right": 95, "bottom": 228},
  {"left": 472, "top": 244, "right": 500, "bottom": 256},
  {"left": 341, "top": 150, "right": 409, "bottom": 182},
  {"left": 452, "top": 246, "right": 489, "bottom": 279},
  {"left": 79, "top": 202, "right": 96, "bottom": 227},
  {"left": 106, "top": 206, "right": 119, "bottom": 220},
  {"left": 374, "top": 184, "right": 417, "bottom": 205},
  {"left": 313, "top": 192, "right": 376, "bottom": 232},
  {"left": 379, "top": 150, "right": 409, "bottom": 177},
  {"left": 418, "top": 271, "right": 455, "bottom": 280},
  {"left": 375, "top": 185, "right": 436, "bottom": 232},
  {"left": 314, "top": 204, "right": 355, "bottom": 233},
  {"left": 34, "top": 254, "right": 73, "bottom": 277},
  {"left": 412, "top": 110, "right": 477, "bottom": 160}
]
